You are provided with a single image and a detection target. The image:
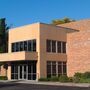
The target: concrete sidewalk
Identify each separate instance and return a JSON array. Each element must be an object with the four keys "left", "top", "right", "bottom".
[{"left": 0, "top": 80, "right": 90, "bottom": 87}]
